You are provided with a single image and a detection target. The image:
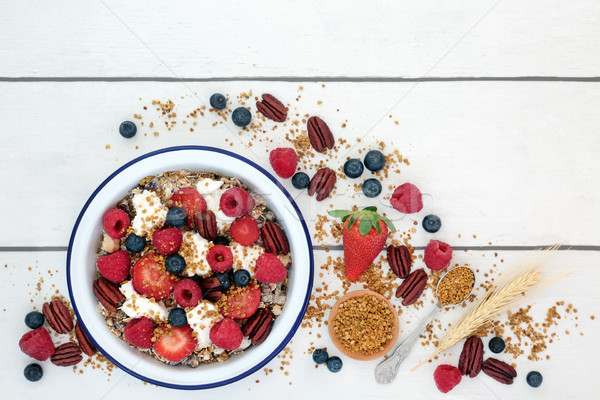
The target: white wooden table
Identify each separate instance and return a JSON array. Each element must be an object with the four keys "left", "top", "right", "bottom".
[{"left": 1, "top": 1, "right": 599, "bottom": 399}]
